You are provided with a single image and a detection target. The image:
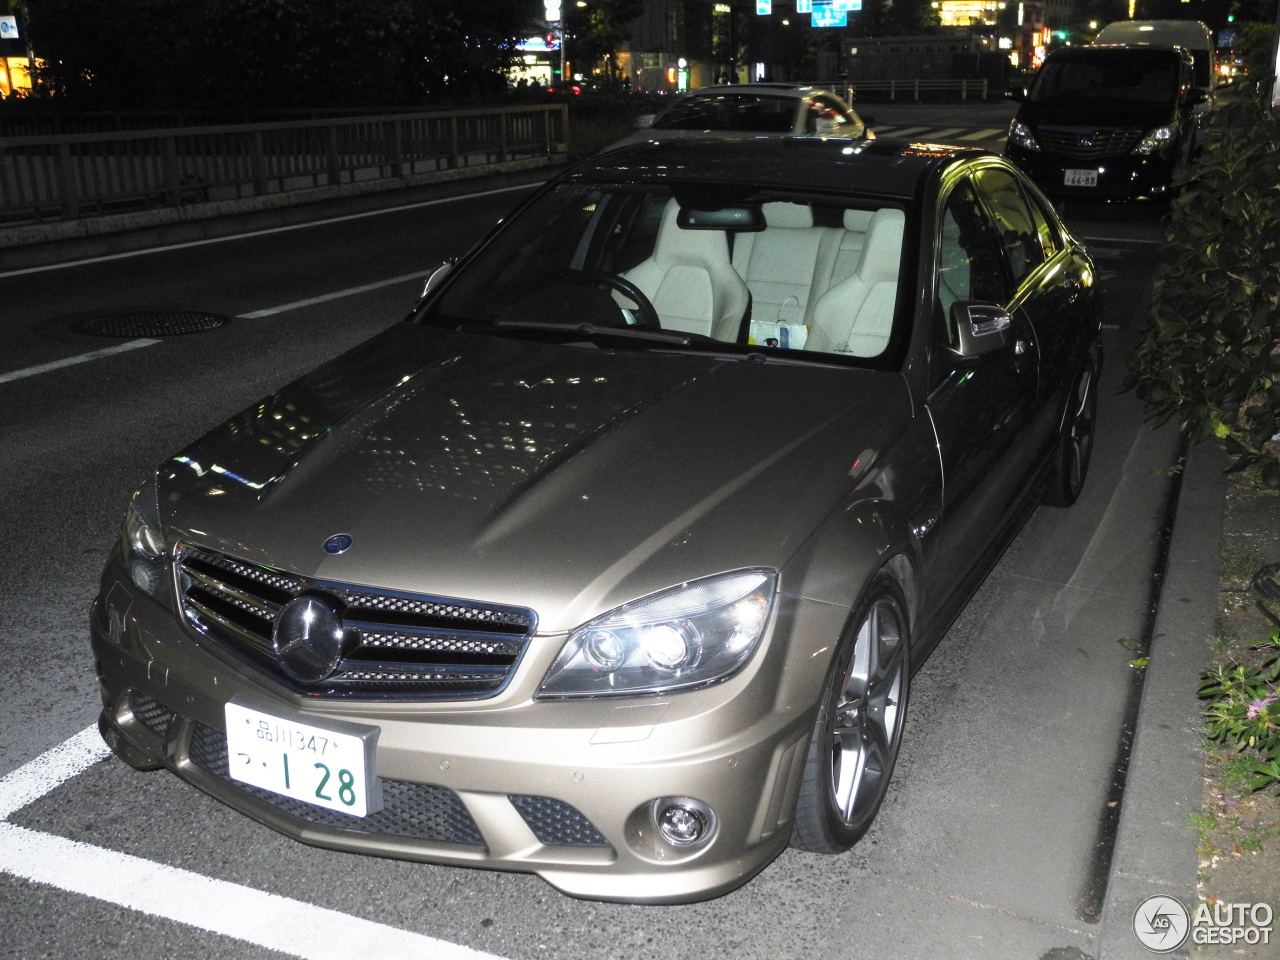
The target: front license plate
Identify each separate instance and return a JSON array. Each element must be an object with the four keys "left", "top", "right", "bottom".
[
  {"left": 1064, "top": 169, "right": 1099, "bottom": 188},
  {"left": 224, "top": 700, "right": 382, "bottom": 817}
]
